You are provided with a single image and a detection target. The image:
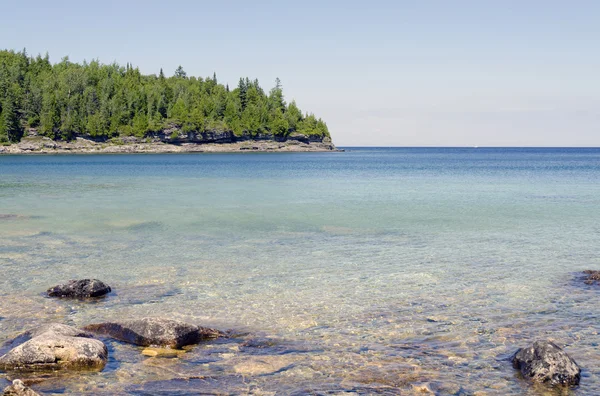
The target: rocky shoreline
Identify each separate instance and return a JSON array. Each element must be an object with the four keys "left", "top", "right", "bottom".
[
  {"left": 1, "top": 274, "right": 595, "bottom": 394},
  {"left": 0, "top": 134, "right": 341, "bottom": 155}
]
